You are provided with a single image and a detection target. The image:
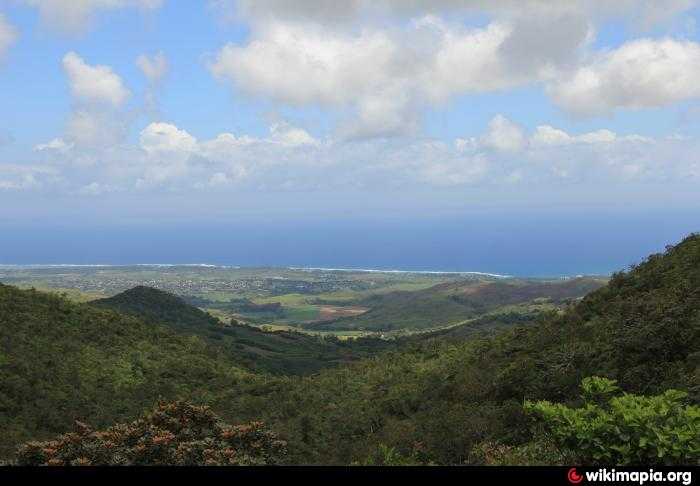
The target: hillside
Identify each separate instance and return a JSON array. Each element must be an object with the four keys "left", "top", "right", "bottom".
[
  {"left": 309, "top": 277, "right": 605, "bottom": 332},
  {"left": 3, "top": 235, "right": 699, "bottom": 465},
  {"left": 0, "top": 284, "right": 251, "bottom": 458},
  {"left": 91, "top": 286, "right": 222, "bottom": 331},
  {"left": 215, "top": 236, "right": 699, "bottom": 464},
  {"left": 91, "top": 286, "right": 392, "bottom": 375}
]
